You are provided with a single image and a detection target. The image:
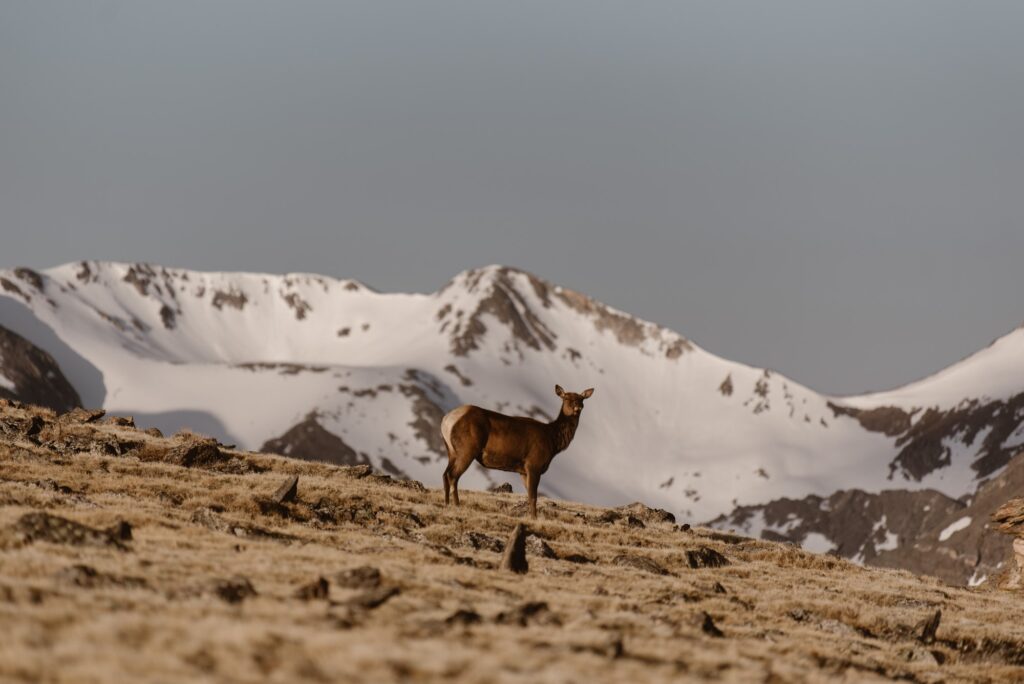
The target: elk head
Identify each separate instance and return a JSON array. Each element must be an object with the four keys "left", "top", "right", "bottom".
[{"left": 555, "top": 384, "right": 594, "bottom": 417}]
